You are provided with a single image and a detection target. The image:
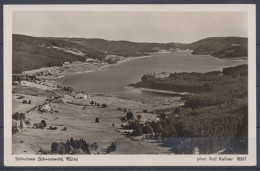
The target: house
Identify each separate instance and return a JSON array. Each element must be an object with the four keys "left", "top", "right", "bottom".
[
  {"left": 86, "top": 58, "right": 98, "bottom": 63},
  {"left": 63, "top": 62, "right": 70, "bottom": 67},
  {"left": 75, "top": 93, "right": 87, "bottom": 99},
  {"left": 40, "top": 104, "right": 51, "bottom": 112},
  {"left": 105, "top": 55, "right": 121, "bottom": 64},
  {"left": 42, "top": 70, "right": 52, "bottom": 76}
]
